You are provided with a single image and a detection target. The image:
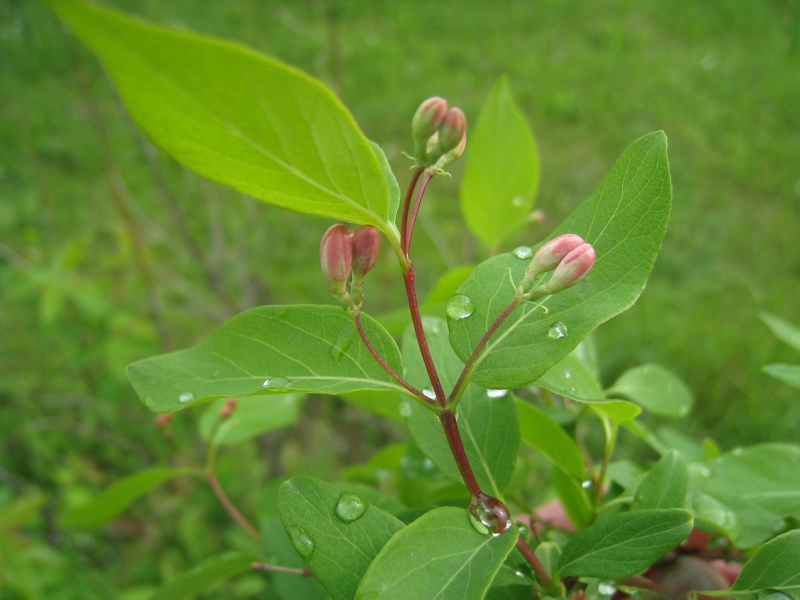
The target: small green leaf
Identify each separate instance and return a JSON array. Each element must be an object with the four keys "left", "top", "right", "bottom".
[
  {"left": 556, "top": 509, "right": 693, "bottom": 579},
  {"left": 591, "top": 400, "right": 642, "bottom": 425},
  {"left": 199, "top": 394, "right": 304, "bottom": 445},
  {"left": 632, "top": 450, "right": 688, "bottom": 510},
  {"left": 402, "top": 319, "right": 520, "bottom": 497},
  {"left": 552, "top": 467, "right": 593, "bottom": 531},
  {"left": 148, "top": 551, "right": 254, "bottom": 600},
  {"left": 536, "top": 353, "right": 605, "bottom": 402},
  {"left": 760, "top": 312, "right": 800, "bottom": 352},
  {"left": 449, "top": 132, "right": 672, "bottom": 389},
  {"left": 516, "top": 399, "right": 585, "bottom": 480},
  {"left": 762, "top": 364, "right": 800, "bottom": 390},
  {"left": 48, "top": 0, "right": 394, "bottom": 232},
  {"left": 355, "top": 506, "right": 518, "bottom": 600},
  {"left": 63, "top": 467, "right": 190, "bottom": 528},
  {"left": 607, "top": 364, "right": 693, "bottom": 417},
  {"left": 278, "top": 477, "right": 404, "bottom": 600},
  {"left": 461, "top": 77, "right": 539, "bottom": 249},
  {"left": 127, "top": 305, "right": 405, "bottom": 413},
  {"left": 730, "top": 529, "right": 800, "bottom": 595}
]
